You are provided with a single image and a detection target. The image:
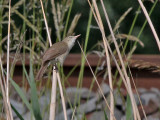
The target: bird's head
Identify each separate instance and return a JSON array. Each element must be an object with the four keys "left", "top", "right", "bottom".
[{"left": 63, "top": 34, "right": 81, "bottom": 49}]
